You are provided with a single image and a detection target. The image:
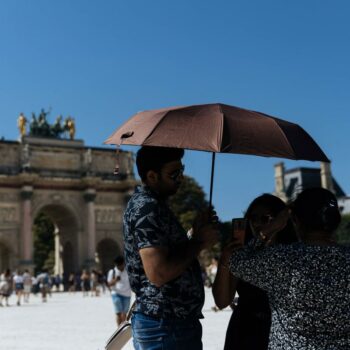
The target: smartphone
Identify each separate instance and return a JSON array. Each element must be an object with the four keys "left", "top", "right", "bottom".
[{"left": 232, "top": 218, "right": 246, "bottom": 244}]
